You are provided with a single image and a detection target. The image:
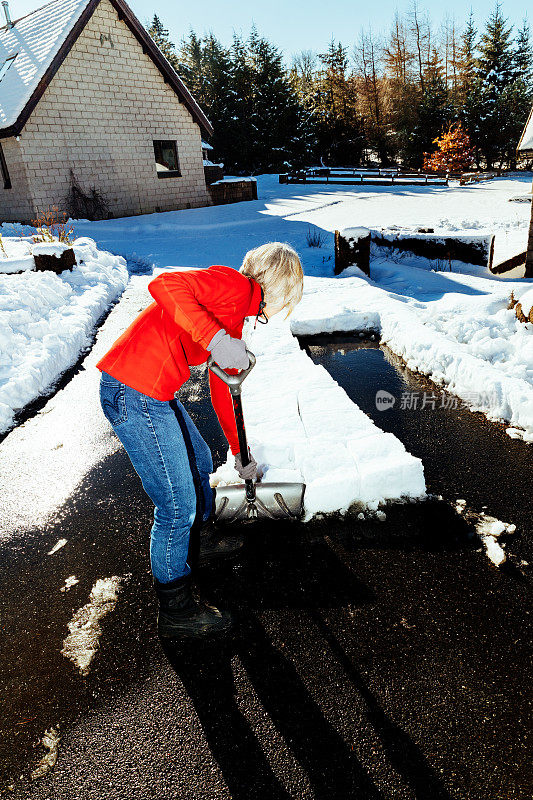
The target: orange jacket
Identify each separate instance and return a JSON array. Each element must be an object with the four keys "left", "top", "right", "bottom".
[{"left": 96, "top": 265, "right": 263, "bottom": 455}]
